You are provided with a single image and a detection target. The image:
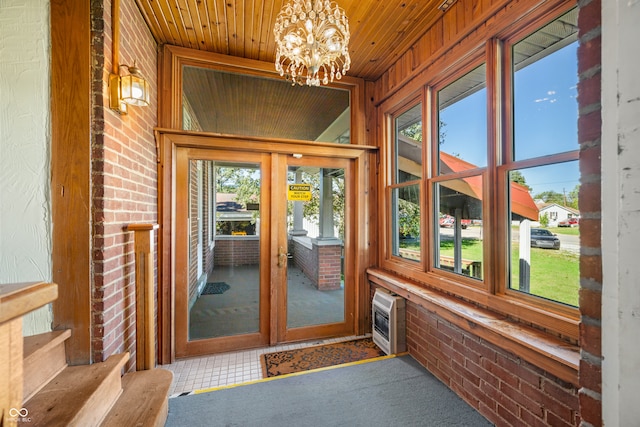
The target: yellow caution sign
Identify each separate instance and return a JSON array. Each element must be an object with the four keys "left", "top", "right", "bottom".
[{"left": 288, "top": 184, "right": 312, "bottom": 201}]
